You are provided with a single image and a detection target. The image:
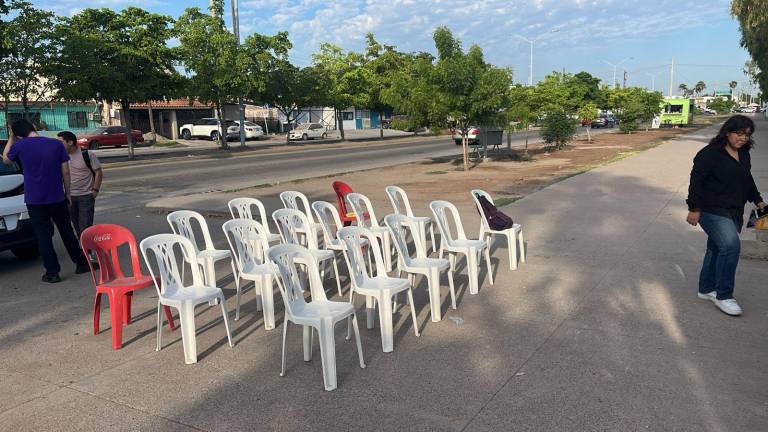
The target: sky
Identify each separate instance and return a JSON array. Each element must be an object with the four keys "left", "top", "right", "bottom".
[{"left": 31, "top": 0, "right": 757, "bottom": 95}]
